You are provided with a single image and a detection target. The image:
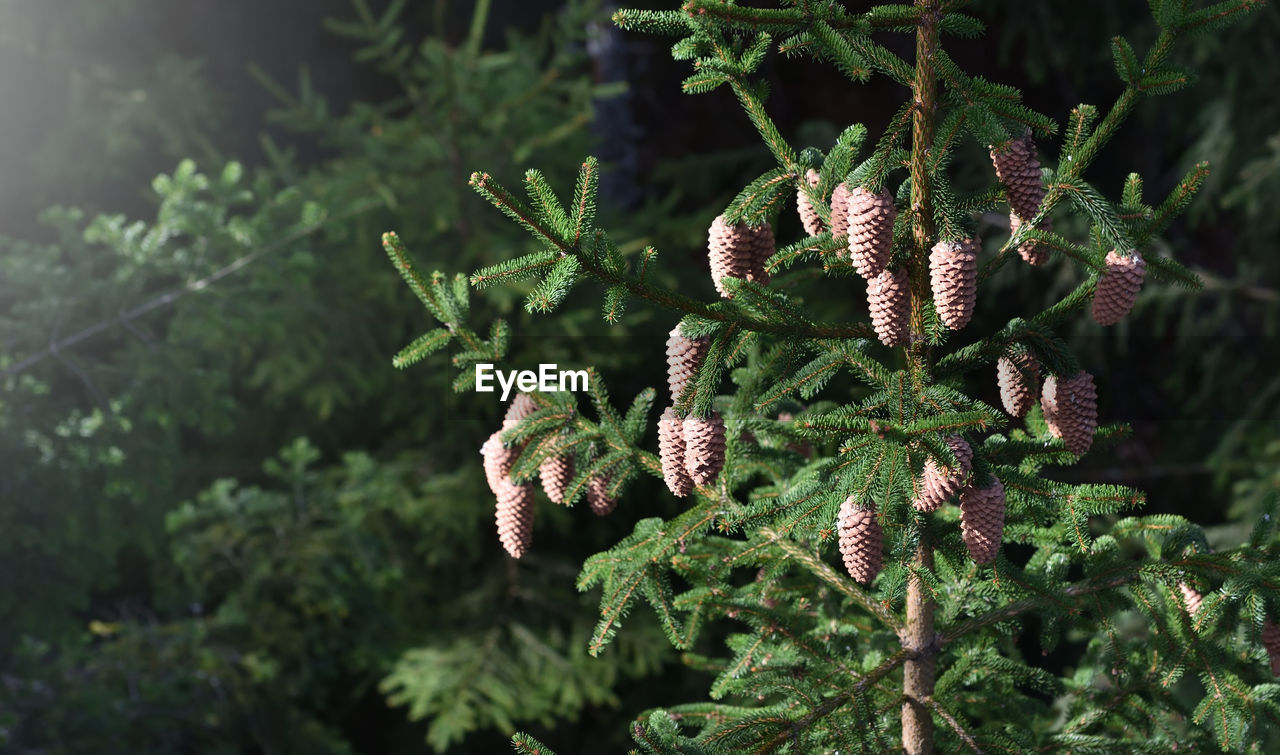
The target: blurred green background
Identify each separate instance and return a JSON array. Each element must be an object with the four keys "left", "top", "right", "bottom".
[{"left": 0, "top": 0, "right": 1276, "bottom": 751}]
